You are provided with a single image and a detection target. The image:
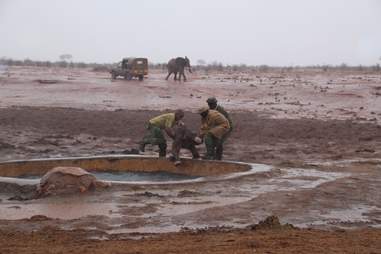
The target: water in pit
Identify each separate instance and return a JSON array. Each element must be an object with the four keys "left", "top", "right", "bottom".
[
  {"left": 91, "top": 171, "right": 199, "bottom": 182},
  {"left": 16, "top": 171, "right": 200, "bottom": 182}
]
